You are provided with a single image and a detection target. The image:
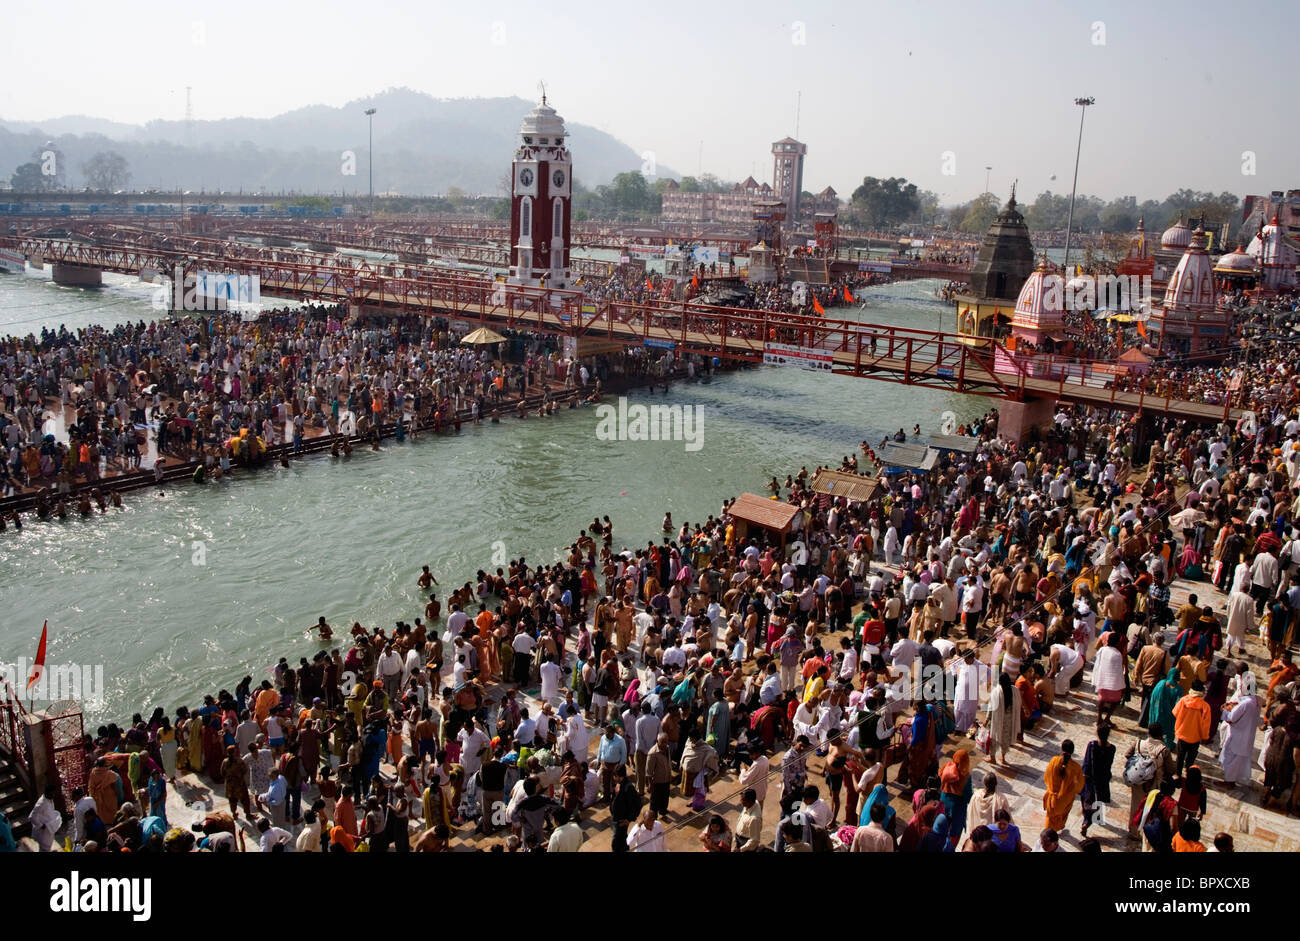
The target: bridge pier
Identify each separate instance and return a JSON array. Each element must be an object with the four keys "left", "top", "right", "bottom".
[
  {"left": 50, "top": 263, "right": 102, "bottom": 287},
  {"left": 996, "top": 396, "right": 1056, "bottom": 446}
]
